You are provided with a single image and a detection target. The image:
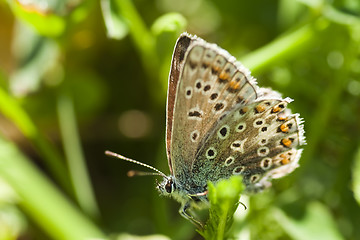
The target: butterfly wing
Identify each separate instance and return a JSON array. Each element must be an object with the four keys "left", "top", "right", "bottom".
[
  {"left": 166, "top": 33, "right": 194, "bottom": 175},
  {"left": 192, "top": 97, "right": 305, "bottom": 192},
  {"left": 167, "top": 33, "right": 260, "bottom": 185}
]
